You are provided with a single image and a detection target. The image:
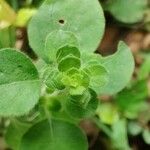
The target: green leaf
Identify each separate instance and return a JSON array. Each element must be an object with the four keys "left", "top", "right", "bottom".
[
  {"left": 61, "top": 68, "right": 89, "bottom": 90},
  {"left": 15, "top": 8, "right": 37, "bottom": 27},
  {"left": 44, "top": 30, "right": 79, "bottom": 62},
  {"left": 96, "top": 103, "right": 119, "bottom": 125},
  {"left": 44, "top": 67, "right": 65, "bottom": 90},
  {"left": 69, "top": 86, "right": 86, "bottom": 96},
  {"left": 62, "top": 73, "right": 83, "bottom": 88},
  {"left": 5, "top": 120, "right": 31, "bottom": 150},
  {"left": 99, "top": 41, "right": 134, "bottom": 95},
  {"left": 0, "top": 0, "right": 16, "bottom": 28},
  {"left": 66, "top": 89, "right": 98, "bottom": 119},
  {"left": 116, "top": 80, "right": 148, "bottom": 119},
  {"left": 20, "top": 119, "right": 88, "bottom": 150},
  {"left": 0, "top": 48, "right": 40, "bottom": 116},
  {"left": 103, "top": 0, "right": 148, "bottom": 23},
  {"left": 61, "top": 68, "right": 89, "bottom": 95},
  {"left": 58, "top": 55, "right": 81, "bottom": 72},
  {"left": 84, "top": 64, "right": 108, "bottom": 94},
  {"left": 28, "top": 0, "right": 105, "bottom": 61},
  {"left": 138, "top": 56, "right": 150, "bottom": 80},
  {"left": 81, "top": 41, "right": 134, "bottom": 95},
  {"left": 143, "top": 129, "right": 150, "bottom": 144},
  {"left": 0, "top": 26, "right": 16, "bottom": 48},
  {"left": 128, "top": 121, "right": 142, "bottom": 136},
  {"left": 56, "top": 45, "right": 80, "bottom": 63},
  {"left": 81, "top": 52, "right": 103, "bottom": 67},
  {"left": 111, "top": 119, "right": 131, "bottom": 150}
]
